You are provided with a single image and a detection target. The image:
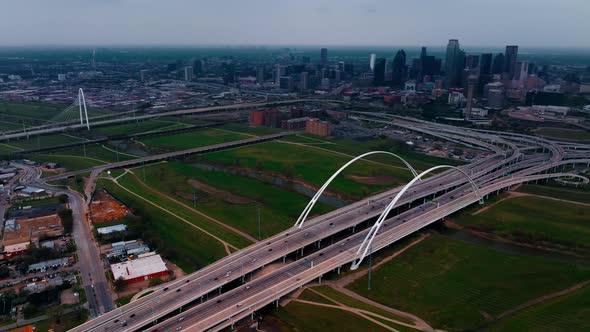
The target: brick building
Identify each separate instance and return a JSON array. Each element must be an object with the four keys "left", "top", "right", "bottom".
[{"left": 305, "top": 118, "right": 332, "bottom": 137}]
